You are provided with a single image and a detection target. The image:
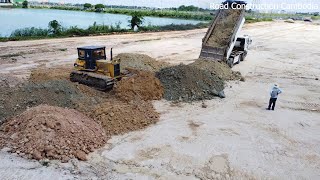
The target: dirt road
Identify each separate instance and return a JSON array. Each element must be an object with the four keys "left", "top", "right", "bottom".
[
  {"left": 0, "top": 29, "right": 206, "bottom": 78},
  {"left": 1, "top": 21, "right": 320, "bottom": 179}
]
